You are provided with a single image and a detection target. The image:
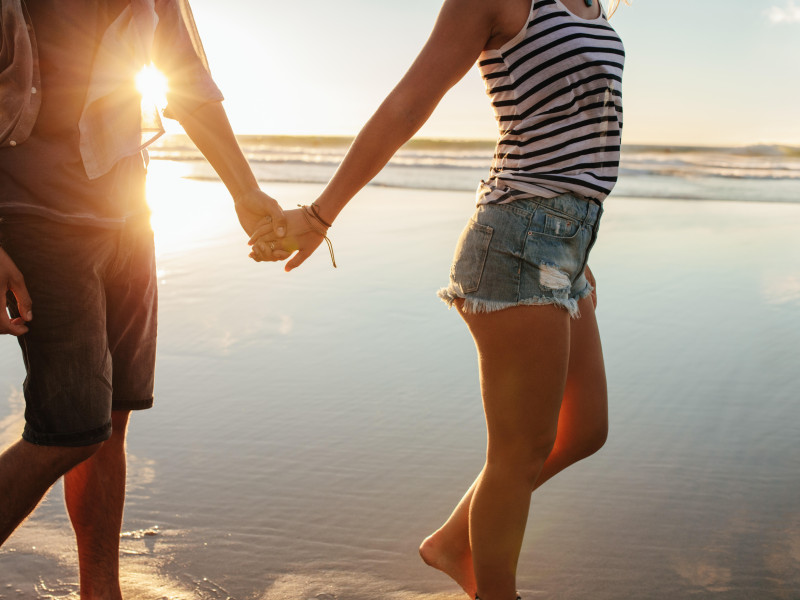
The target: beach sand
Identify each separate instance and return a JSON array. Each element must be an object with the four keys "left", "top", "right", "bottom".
[{"left": 1, "top": 164, "right": 799, "bottom": 599}]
